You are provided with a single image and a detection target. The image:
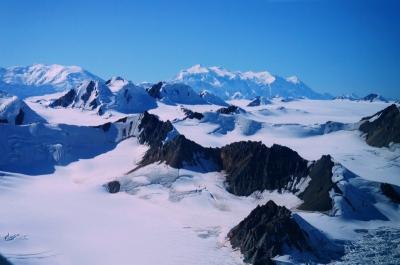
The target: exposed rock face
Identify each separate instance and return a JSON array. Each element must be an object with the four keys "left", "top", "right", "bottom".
[
  {"left": 139, "top": 134, "right": 220, "bottom": 172},
  {"left": 128, "top": 115, "right": 343, "bottom": 214},
  {"left": 228, "top": 200, "right": 311, "bottom": 265},
  {"left": 135, "top": 138, "right": 312, "bottom": 196},
  {"left": 381, "top": 183, "right": 400, "bottom": 204},
  {"left": 181, "top": 108, "right": 204, "bottom": 120},
  {"left": 221, "top": 142, "right": 309, "bottom": 196},
  {"left": 14, "top": 109, "right": 24, "bottom": 125},
  {"left": 298, "top": 155, "right": 340, "bottom": 212},
  {"left": 147, "top": 82, "right": 163, "bottom": 99},
  {"left": 49, "top": 80, "right": 112, "bottom": 111},
  {"left": 362, "top": 93, "right": 388, "bottom": 102},
  {"left": 106, "top": 180, "right": 121, "bottom": 193},
  {"left": 0, "top": 254, "right": 12, "bottom": 265},
  {"left": 359, "top": 104, "right": 400, "bottom": 147},
  {"left": 247, "top": 96, "right": 261, "bottom": 106},
  {"left": 217, "top": 105, "right": 243, "bottom": 115},
  {"left": 50, "top": 89, "right": 76, "bottom": 107},
  {"left": 317, "top": 121, "right": 349, "bottom": 135},
  {"left": 137, "top": 112, "right": 174, "bottom": 147}
]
